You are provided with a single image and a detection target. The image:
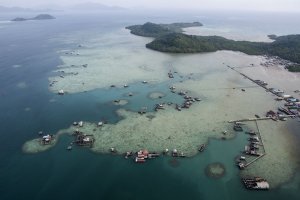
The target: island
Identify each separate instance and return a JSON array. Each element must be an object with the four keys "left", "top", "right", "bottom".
[
  {"left": 126, "top": 22, "right": 300, "bottom": 72},
  {"left": 126, "top": 22, "right": 203, "bottom": 37},
  {"left": 12, "top": 14, "right": 55, "bottom": 22}
]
